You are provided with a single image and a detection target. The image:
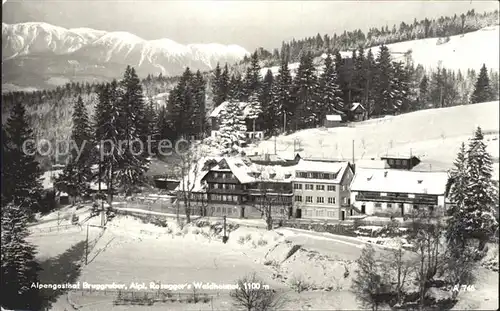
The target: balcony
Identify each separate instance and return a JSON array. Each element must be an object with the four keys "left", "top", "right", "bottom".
[{"left": 355, "top": 192, "right": 438, "bottom": 205}]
